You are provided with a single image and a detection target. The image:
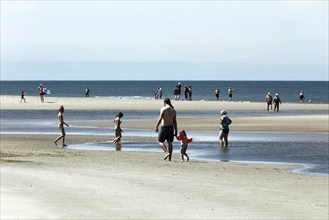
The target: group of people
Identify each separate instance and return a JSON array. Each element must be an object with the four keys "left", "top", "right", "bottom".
[
  {"left": 265, "top": 92, "right": 282, "bottom": 112},
  {"left": 214, "top": 87, "right": 234, "bottom": 101},
  {"left": 175, "top": 83, "right": 234, "bottom": 102},
  {"left": 153, "top": 87, "right": 163, "bottom": 100},
  {"left": 173, "top": 82, "right": 193, "bottom": 101},
  {"left": 155, "top": 98, "right": 232, "bottom": 161},
  {"left": 53, "top": 97, "right": 233, "bottom": 162},
  {"left": 115, "top": 97, "right": 231, "bottom": 161}
]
